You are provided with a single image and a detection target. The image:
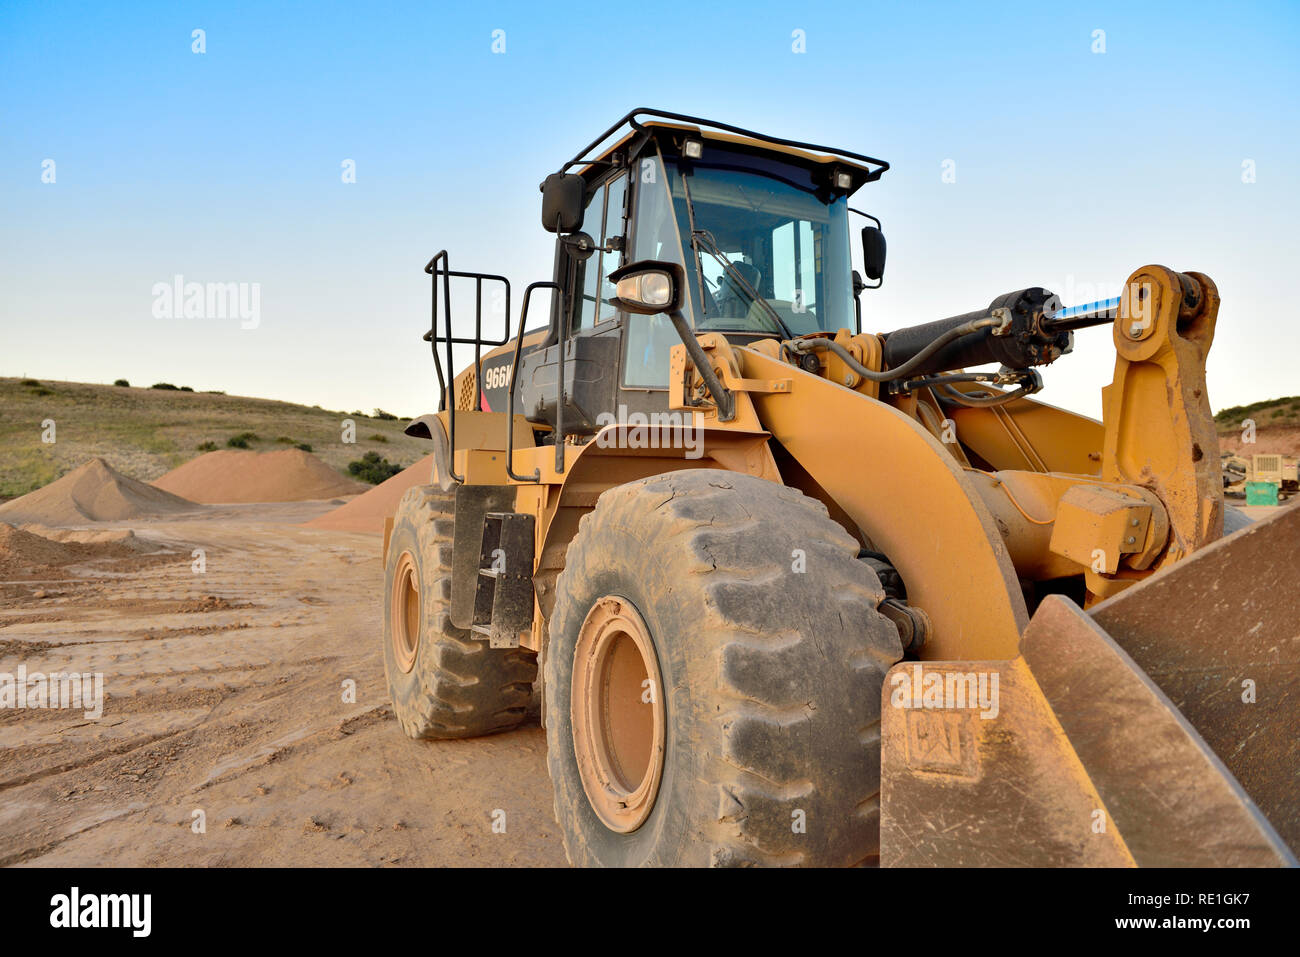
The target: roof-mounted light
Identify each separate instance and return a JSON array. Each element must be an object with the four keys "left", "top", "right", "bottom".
[{"left": 682, "top": 138, "right": 704, "bottom": 160}]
